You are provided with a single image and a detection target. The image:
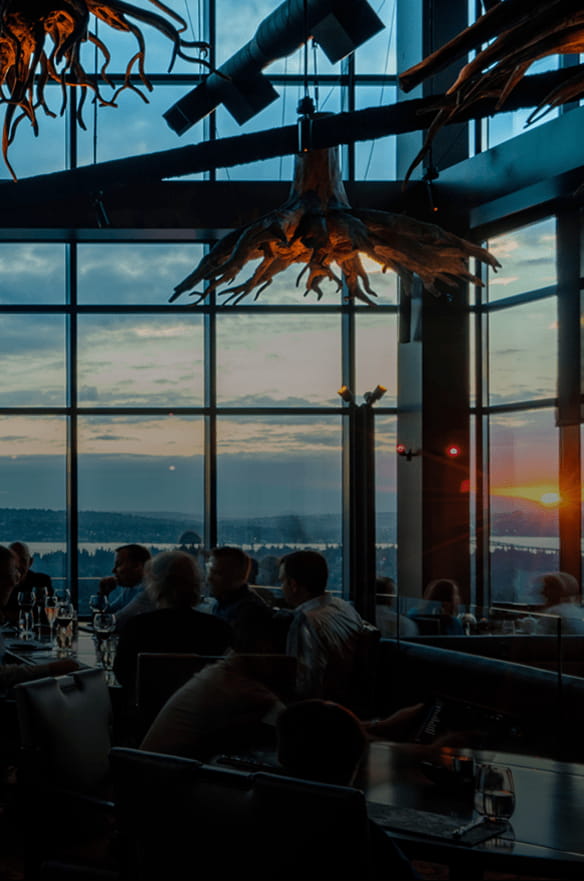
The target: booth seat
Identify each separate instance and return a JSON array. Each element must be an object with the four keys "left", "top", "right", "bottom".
[
  {"left": 375, "top": 638, "right": 584, "bottom": 762},
  {"left": 396, "top": 634, "right": 584, "bottom": 677}
]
